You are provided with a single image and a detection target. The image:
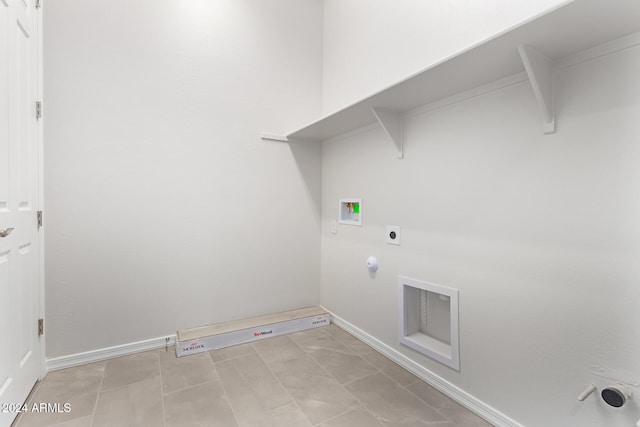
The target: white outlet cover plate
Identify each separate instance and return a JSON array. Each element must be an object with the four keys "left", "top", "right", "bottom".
[
  {"left": 386, "top": 226, "right": 400, "bottom": 245},
  {"left": 330, "top": 220, "right": 337, "bottom": 234}
]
